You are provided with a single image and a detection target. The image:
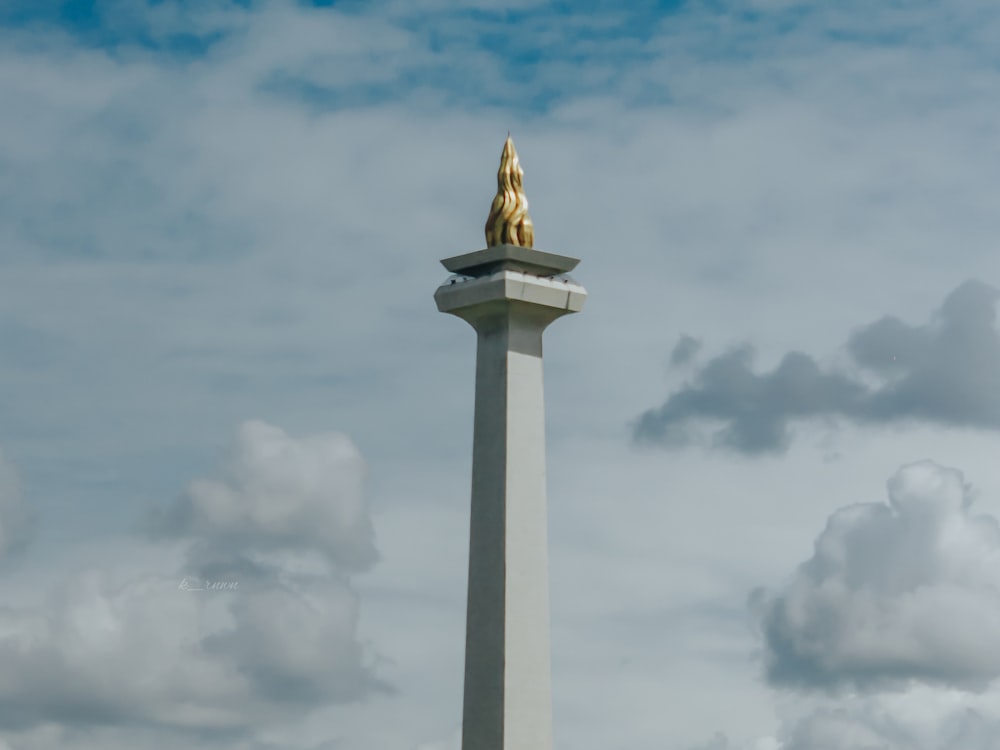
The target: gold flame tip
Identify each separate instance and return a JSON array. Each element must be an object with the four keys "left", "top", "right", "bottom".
[{"left": 485, "top": 134, "right": 534, "bottom": 249}]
